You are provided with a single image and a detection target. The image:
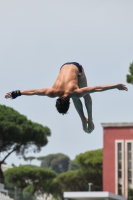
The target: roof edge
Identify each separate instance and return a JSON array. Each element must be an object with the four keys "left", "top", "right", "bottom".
[
  {"left": 101, "top": 122, "right": 133, "bottom": 127},
  {"left": 64, "top": 191, "right": 126, "bottom": 200}
]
